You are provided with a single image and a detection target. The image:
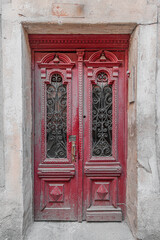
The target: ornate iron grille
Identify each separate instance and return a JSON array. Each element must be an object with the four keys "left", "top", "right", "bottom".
[
  {"left": 92, "top": 72, "right": 112, "bottom": 156},
  {"left": 46, "top": 74, "right": 67, "bottom": 158}
]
